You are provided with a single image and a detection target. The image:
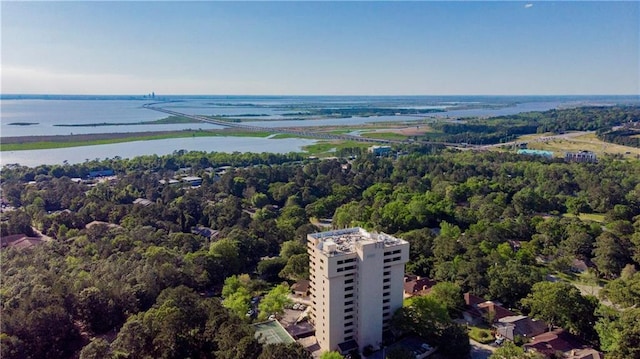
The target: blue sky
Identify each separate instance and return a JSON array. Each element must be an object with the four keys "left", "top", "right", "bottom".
[{"left": 2, "top": 1, "right": 638, "bottom": 95}]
